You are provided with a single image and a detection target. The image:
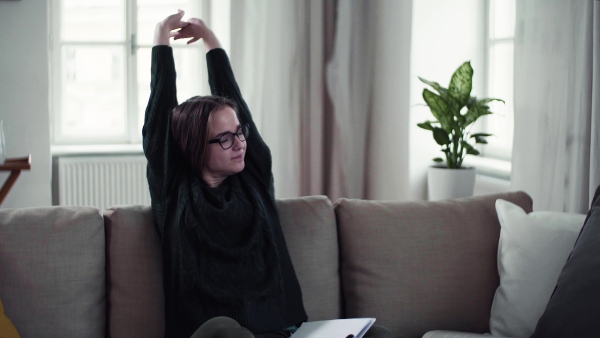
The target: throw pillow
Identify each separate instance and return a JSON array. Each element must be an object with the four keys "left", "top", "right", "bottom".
[
  {"left": 0, "top": 297, "right": 20, "bottom": 338},
  {"left": 489, "top": 199, "right": 585, "bottom": 338},
  {"left": 531, "top": 185, "right": 600, "bottom": 337}
]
